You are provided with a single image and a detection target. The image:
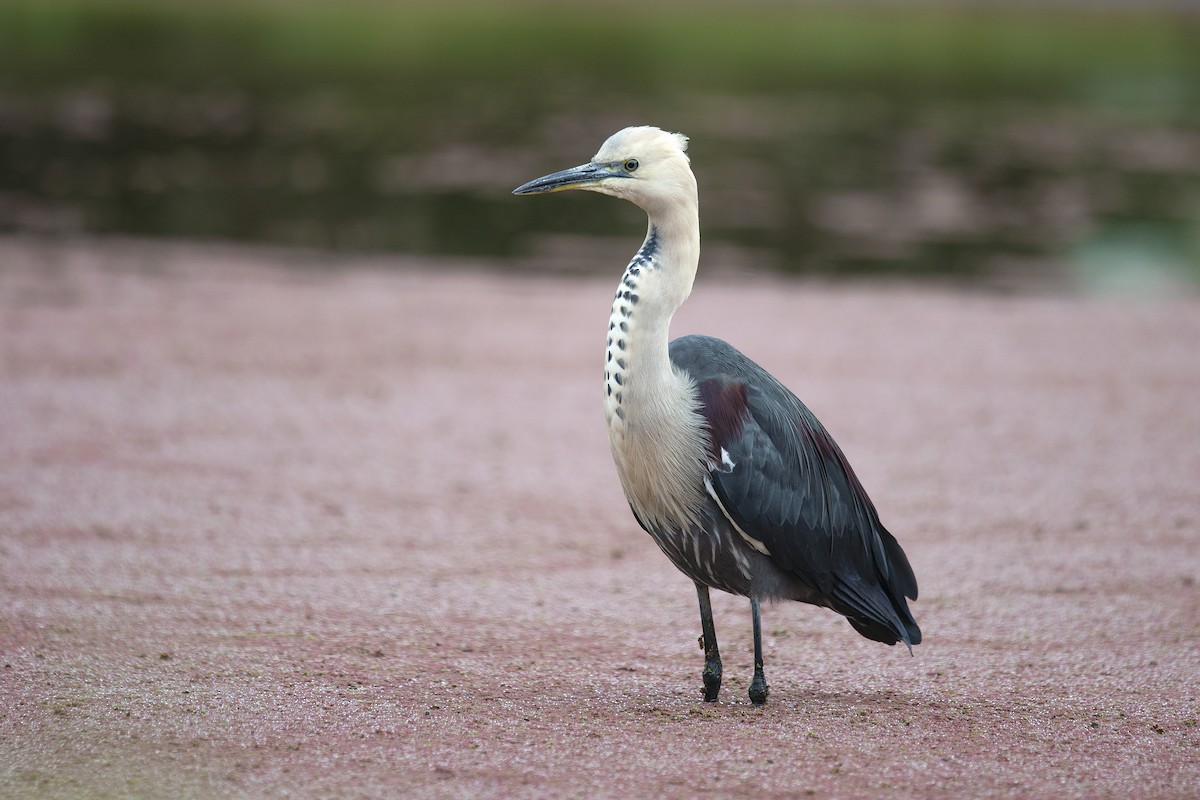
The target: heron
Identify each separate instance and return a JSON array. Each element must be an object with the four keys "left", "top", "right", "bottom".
[{"left": 513, "top": 126, "right": 920, "bottom": 705}]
